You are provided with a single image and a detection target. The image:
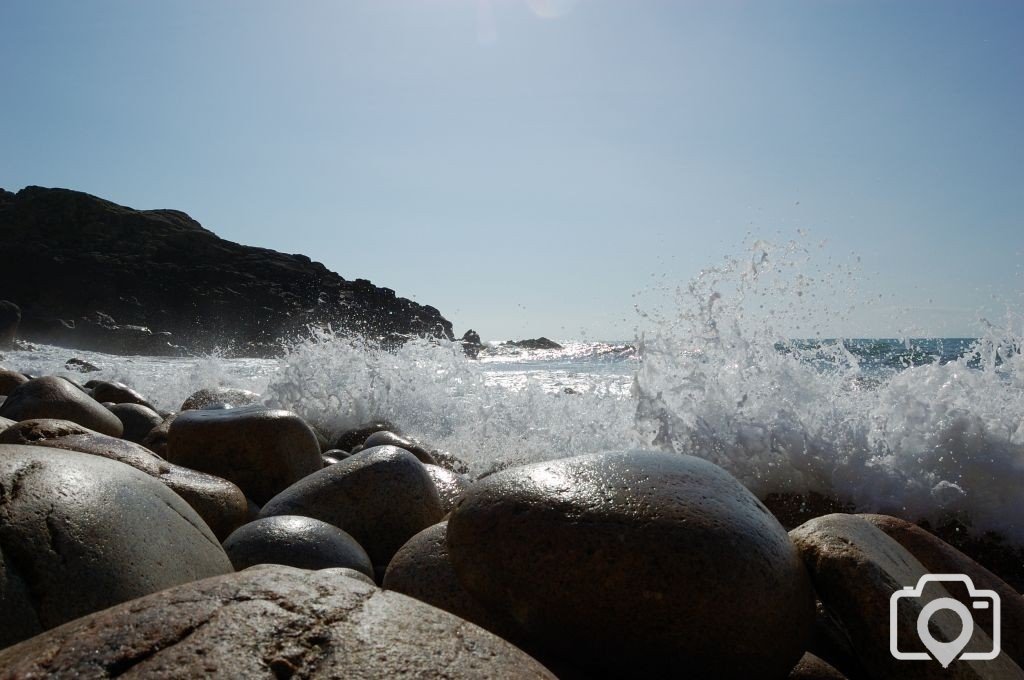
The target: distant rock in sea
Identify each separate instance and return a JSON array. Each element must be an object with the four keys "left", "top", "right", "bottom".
[
  {"left": 0, "top": 186, "right": 454, "bottom": 356},
  {"left": 506, "top": 337, "right": 562, "bottom": 350}
]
